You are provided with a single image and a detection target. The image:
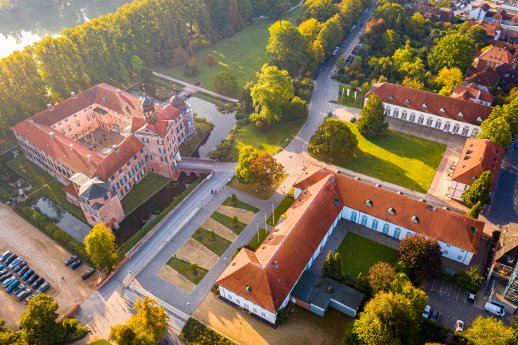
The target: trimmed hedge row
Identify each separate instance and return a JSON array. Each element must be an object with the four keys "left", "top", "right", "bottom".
[{"left": 180, "top": 318, "right": 235, "bottom": 345}]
